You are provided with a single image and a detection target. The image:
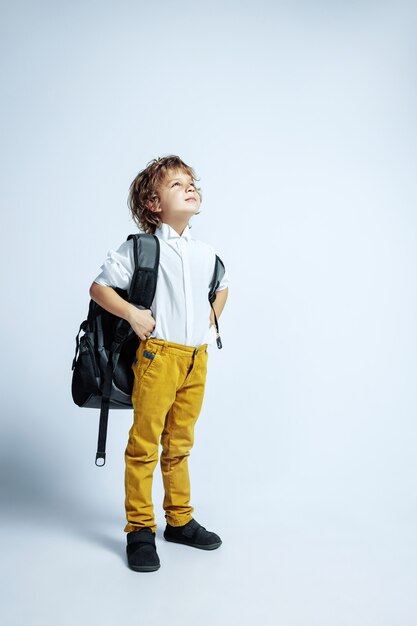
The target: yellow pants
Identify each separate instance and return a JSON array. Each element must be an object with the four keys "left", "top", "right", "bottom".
[{"left": 124, "top": 337, "right": 209, "bottom": 533}]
